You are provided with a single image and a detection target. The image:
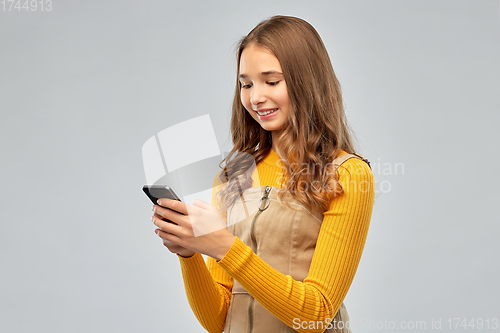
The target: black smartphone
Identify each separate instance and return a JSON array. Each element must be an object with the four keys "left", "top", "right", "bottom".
[
  {"left": 143, "top": 185, "right": 183, "bottom": 223},
  {"left": 143, "top": 185, "right": 182, "bottom": 206}
]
